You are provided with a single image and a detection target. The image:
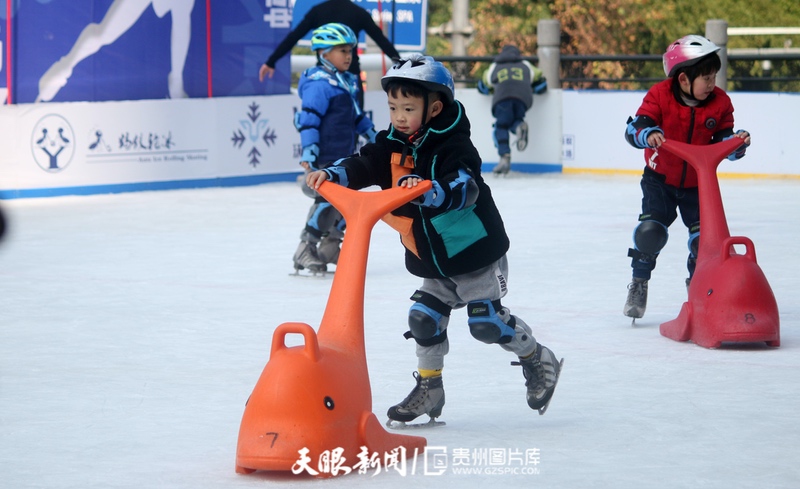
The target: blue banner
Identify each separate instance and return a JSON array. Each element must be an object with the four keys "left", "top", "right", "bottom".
[
  {"left": 9, "top": 0, "right": 291, "bottom": 104},
  {"left": 292, "top": 0, "right": 426, "bottom": 51}
]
